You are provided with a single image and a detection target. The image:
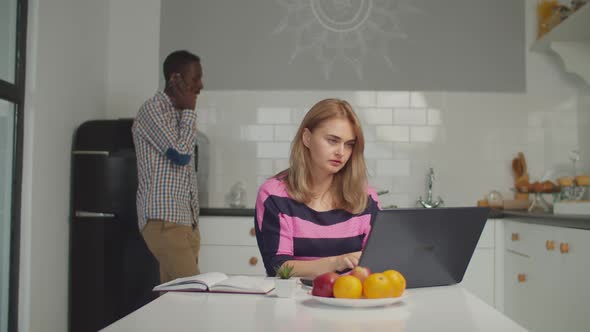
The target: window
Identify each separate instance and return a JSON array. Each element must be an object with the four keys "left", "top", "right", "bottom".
[{"left": 0, "top": 0, "right": 27, "bottom": 331}]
